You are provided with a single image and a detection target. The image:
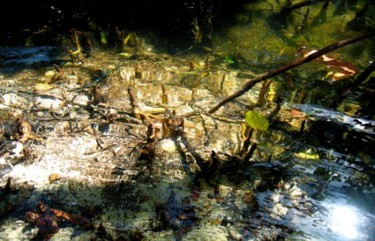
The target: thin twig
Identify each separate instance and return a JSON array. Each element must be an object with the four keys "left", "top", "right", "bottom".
[{"left": 208, "top": 32, "right": 375, "bottom": 114}]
